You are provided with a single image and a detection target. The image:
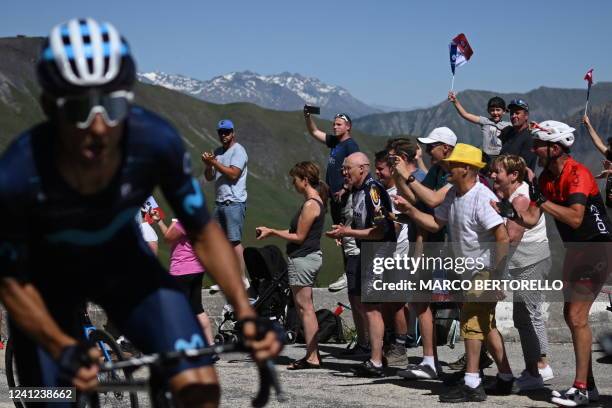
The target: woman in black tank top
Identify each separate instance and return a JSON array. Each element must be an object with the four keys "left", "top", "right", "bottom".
[{"left": 256, "top": 162, "right": 329, "bottom": 369}]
